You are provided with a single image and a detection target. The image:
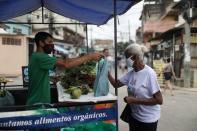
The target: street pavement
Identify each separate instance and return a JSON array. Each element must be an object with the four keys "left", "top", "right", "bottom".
[
  {"left": 110, "top": 69, "right": 197, "bottom": 131},
  {"left": 158, "top": 89, "right": 197, "bottom": 131}
]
